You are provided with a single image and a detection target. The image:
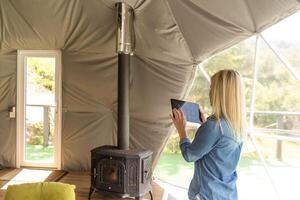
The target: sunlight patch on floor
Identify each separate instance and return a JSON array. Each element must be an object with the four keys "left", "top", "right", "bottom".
[{"left": 1, "top": 169, "right": 52, "bottom": 190}]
